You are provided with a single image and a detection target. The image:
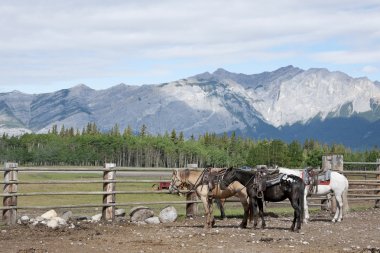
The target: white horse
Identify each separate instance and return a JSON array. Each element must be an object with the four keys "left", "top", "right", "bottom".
[{"left": 278, "top": 167, "right": 349, "bottom": 223}]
